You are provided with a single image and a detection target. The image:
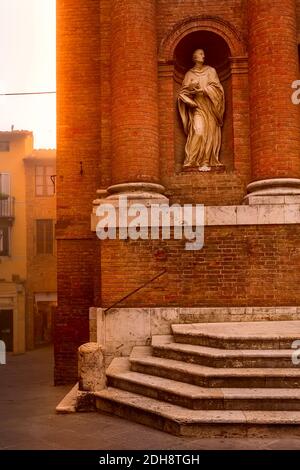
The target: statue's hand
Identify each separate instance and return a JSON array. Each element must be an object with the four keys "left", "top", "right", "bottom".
[
  {"left": 188, "top": 83, "right": 203, "bottom": 95},
  {"left": 195, "top": 86, "right": 203, "bottom": 94},
  {"left": 188, "top": 82, "right": 197, "bottom": 90}
]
